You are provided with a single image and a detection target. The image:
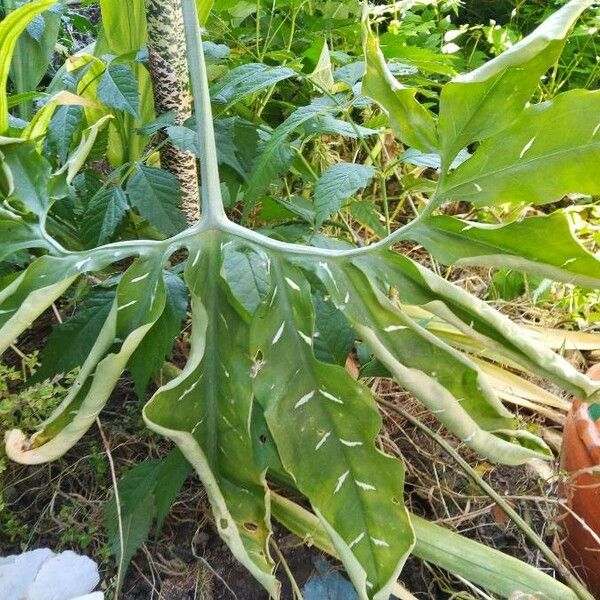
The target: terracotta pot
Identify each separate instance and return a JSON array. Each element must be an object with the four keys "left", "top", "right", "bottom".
[{"left": 559, "top": 364, "right": 600, "bottom": 596}]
